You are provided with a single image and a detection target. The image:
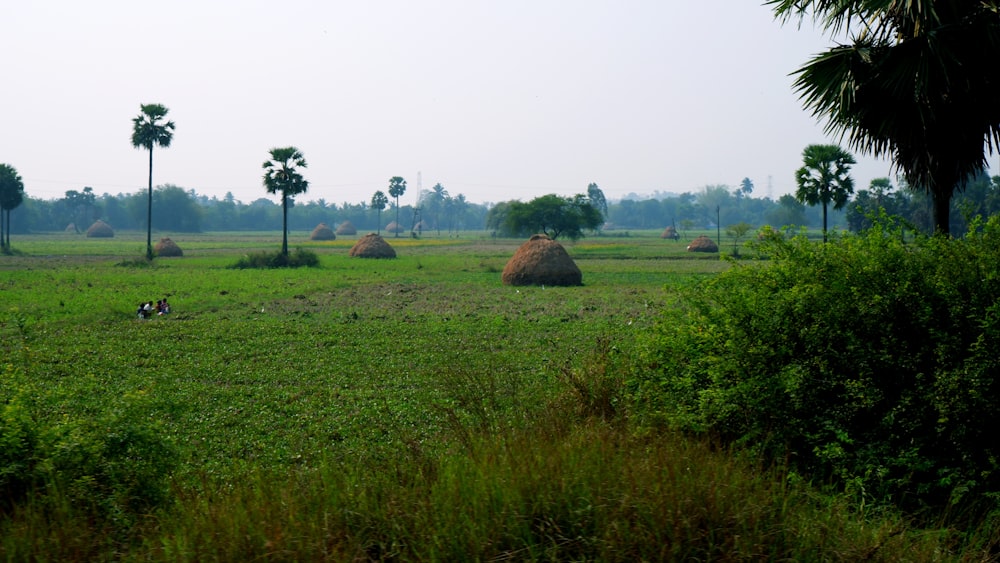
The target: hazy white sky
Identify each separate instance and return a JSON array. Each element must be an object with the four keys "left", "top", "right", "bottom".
[{"left": 4, "top": 1, "right": 956, "bottom": 206}]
